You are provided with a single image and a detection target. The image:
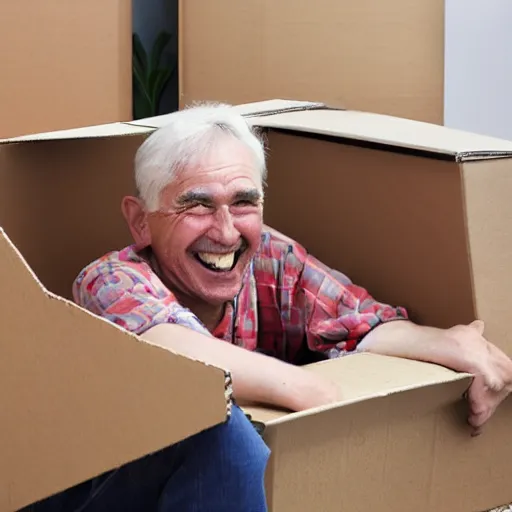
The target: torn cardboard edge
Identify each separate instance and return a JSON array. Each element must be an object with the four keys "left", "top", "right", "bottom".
[
  {"left": 3, "top": 99, "right": 512, "bottom": 162},
  {"left": 0, "top": 227, "right": 234, "bottom": 405},
  {"left": 0, "top": 227, "right": 235, "bottom": 411}
]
